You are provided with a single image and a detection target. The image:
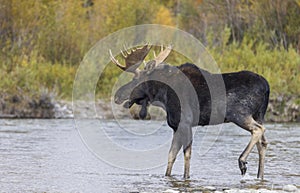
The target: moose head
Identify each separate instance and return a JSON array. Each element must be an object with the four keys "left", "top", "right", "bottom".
[{"left": 110, "top": 44, "right": 173, "bottom": 119}]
